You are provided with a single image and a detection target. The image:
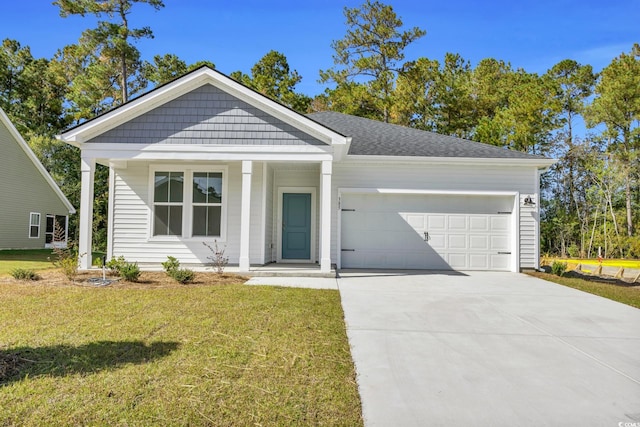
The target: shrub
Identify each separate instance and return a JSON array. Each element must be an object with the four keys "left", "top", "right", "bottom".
[
  {"left": 57, "top": 256, "right": 79, "bottom": 280},
  {"left": 162, "top": 256, "right": 180, "bottom": 275},
  {"left": 203, "top": 240, "right": 228, "bottom": 274},
  {"left": 567, "top": 244, "right": 579, "bottom": 258},
  {"left": 106, "top": 256, "right": 127, "bottom": 275},
  {"left": 551, "top": 261, "right": 567, "bottom": 277},
  {"left": 119, "top": 262, "right": 141, "bottom": 282},
  {"left": 162, "top": 256, "right": 195, "bottom": 284},
  {"left": 170, "top": 268, "right": 195, "bottom": 284},
  {"left": 10, "top": 268, "right": 40, "bottom": 281}
]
